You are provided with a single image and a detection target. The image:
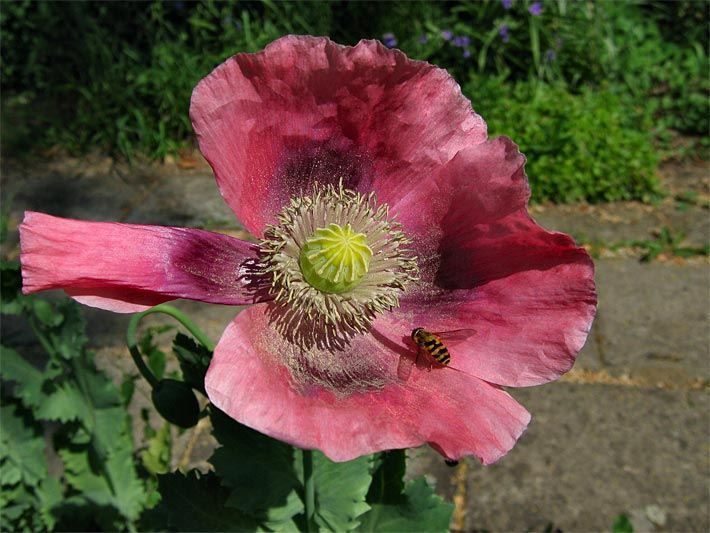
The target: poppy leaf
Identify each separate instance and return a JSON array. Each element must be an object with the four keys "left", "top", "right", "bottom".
[
  {"left": 357, "top": 477, "right": 454, "bottom": 532},
  {"left": 295, "top": 450, "right": 372, "bottom": 531},
  {"left": 152, "top": 471, "right": 259, "bottom": 531},
  {"left": 209, "top": 406, "right": 304, "bottom": 524}
]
